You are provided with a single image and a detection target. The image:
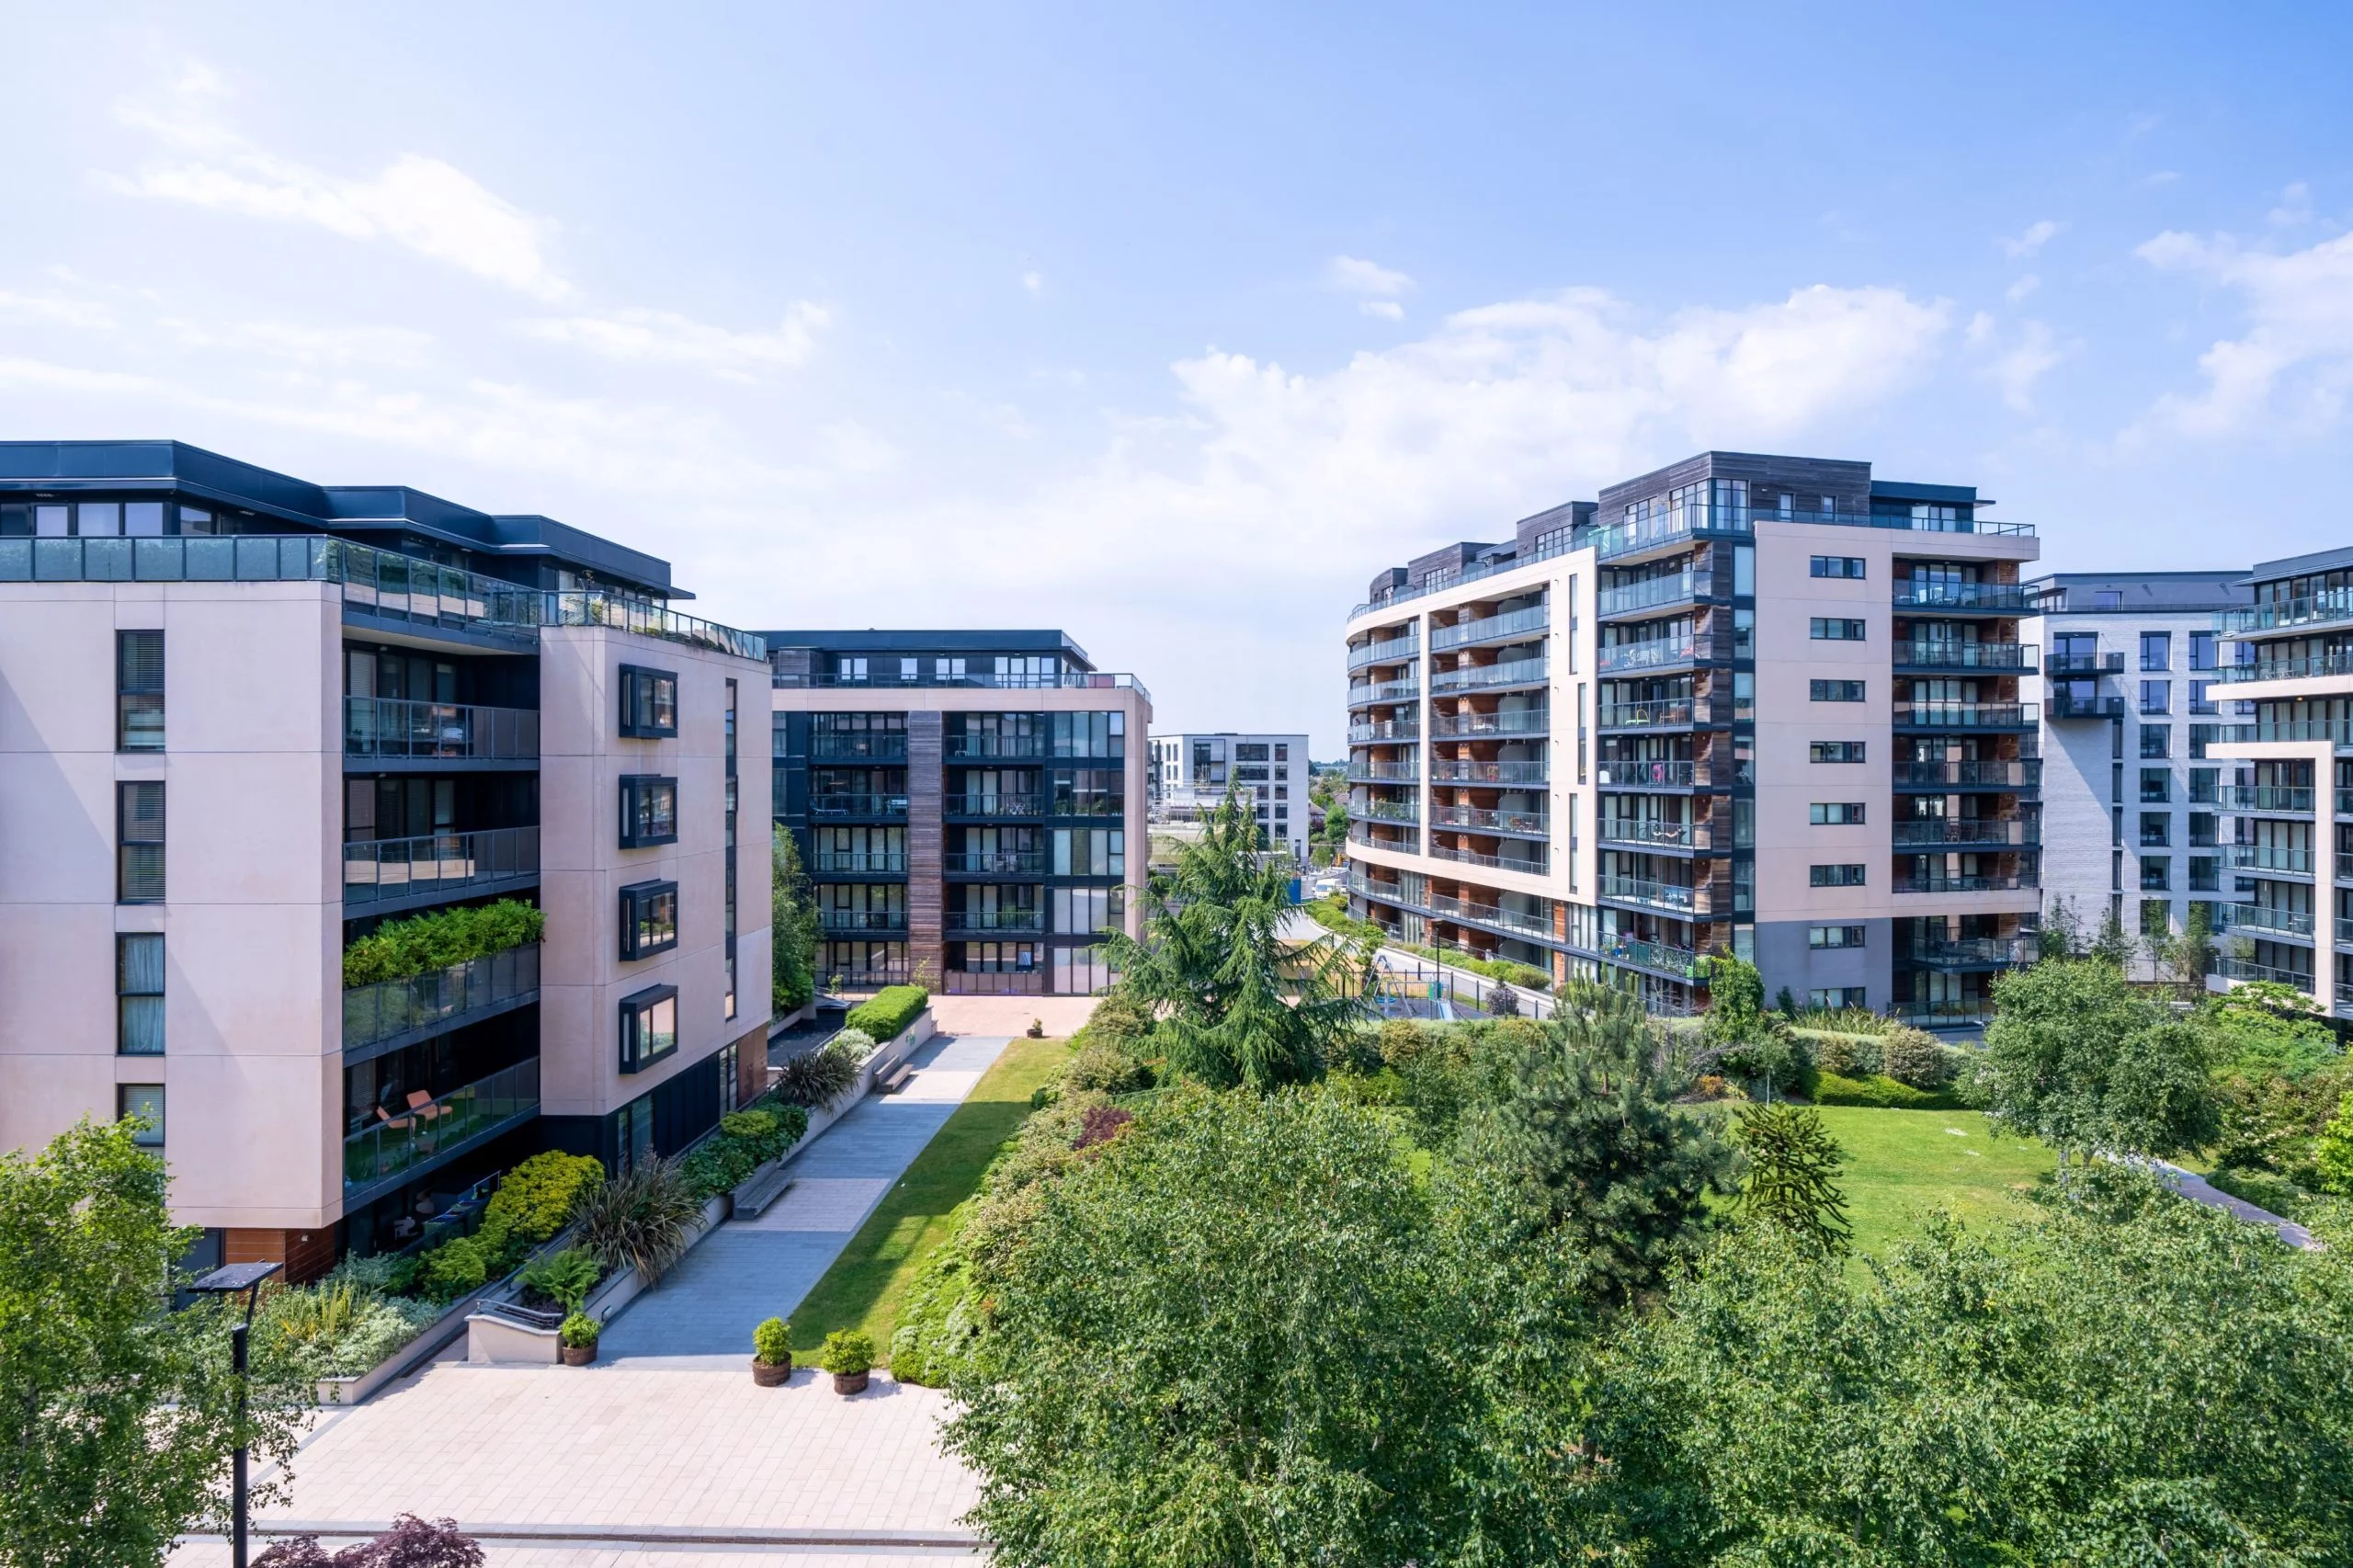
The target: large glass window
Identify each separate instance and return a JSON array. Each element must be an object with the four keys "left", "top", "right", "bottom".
[
  {"left": 118, "top": 782, "right": 165, "bottom": 903},
  {"left": 118, "top": 934, "right": 165, "bottom": 1055},
  {"left": 620, "top": 776, "right": 679, "bottom": 846},
  {"left": 2188, "top": 631, "right": 2217, "bottom": 671},
  {"left": 1052, "top": 828, "right": 1125, "bottom": 877},
  {"left": 2141, "top": 631, "right": 2172, "bottom": 672},
  {"left": 117, "top": 631, "right": 164, "bottom": 752},
  {"left": 619, "top": 985, "right": 679, "bottom": 1073},
  {"left": 117, "top": 1085, "right": 165, "bottom": 1145},
  {"left": 1053, "top": 710, "right": 1126, "bottom": 758},
  {"left": 620, "top": 880, "right": 679, "bottom": 960},
  {"left": 619, "top": 665, "right": 678, "bottom": 737}
]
